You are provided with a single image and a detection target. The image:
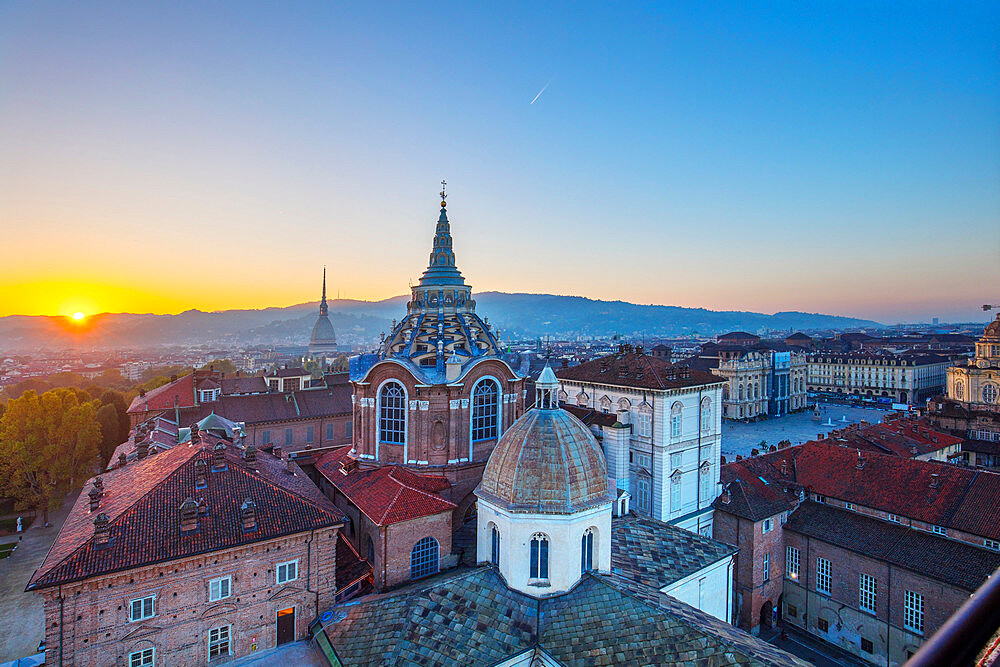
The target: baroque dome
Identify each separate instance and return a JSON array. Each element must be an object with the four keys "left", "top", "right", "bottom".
[
  {"left": 478, "top": 371, "right": 611, "bottom": 514},
  {"left": 984, "top": 314, "right": 1000, "bottom": 341}
]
